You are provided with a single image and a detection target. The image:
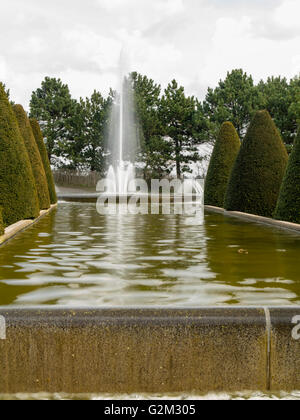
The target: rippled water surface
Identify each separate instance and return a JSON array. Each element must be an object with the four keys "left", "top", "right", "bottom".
[{"left": 0, "top": 202, "right": 299, "bottom": 307}]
